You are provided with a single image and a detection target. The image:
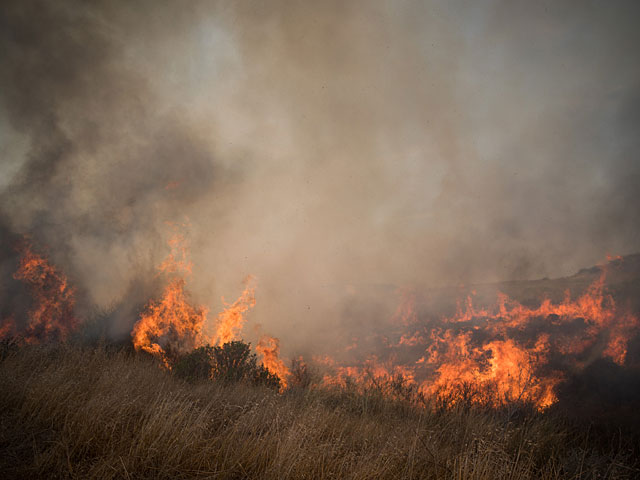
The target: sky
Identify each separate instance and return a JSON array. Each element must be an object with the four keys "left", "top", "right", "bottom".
[{"left": 1, "top": 0, "right": 639, "bottom": 342}]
